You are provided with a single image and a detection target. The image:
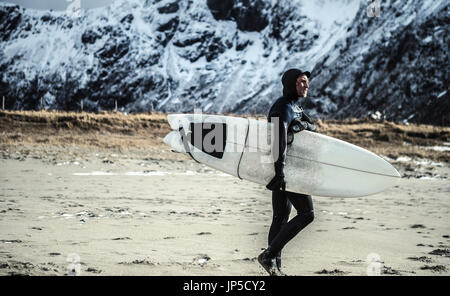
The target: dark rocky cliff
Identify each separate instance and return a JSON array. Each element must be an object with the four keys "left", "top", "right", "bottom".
[{"left": 0, "top": 0, "right": 448, "bottom": 125}]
